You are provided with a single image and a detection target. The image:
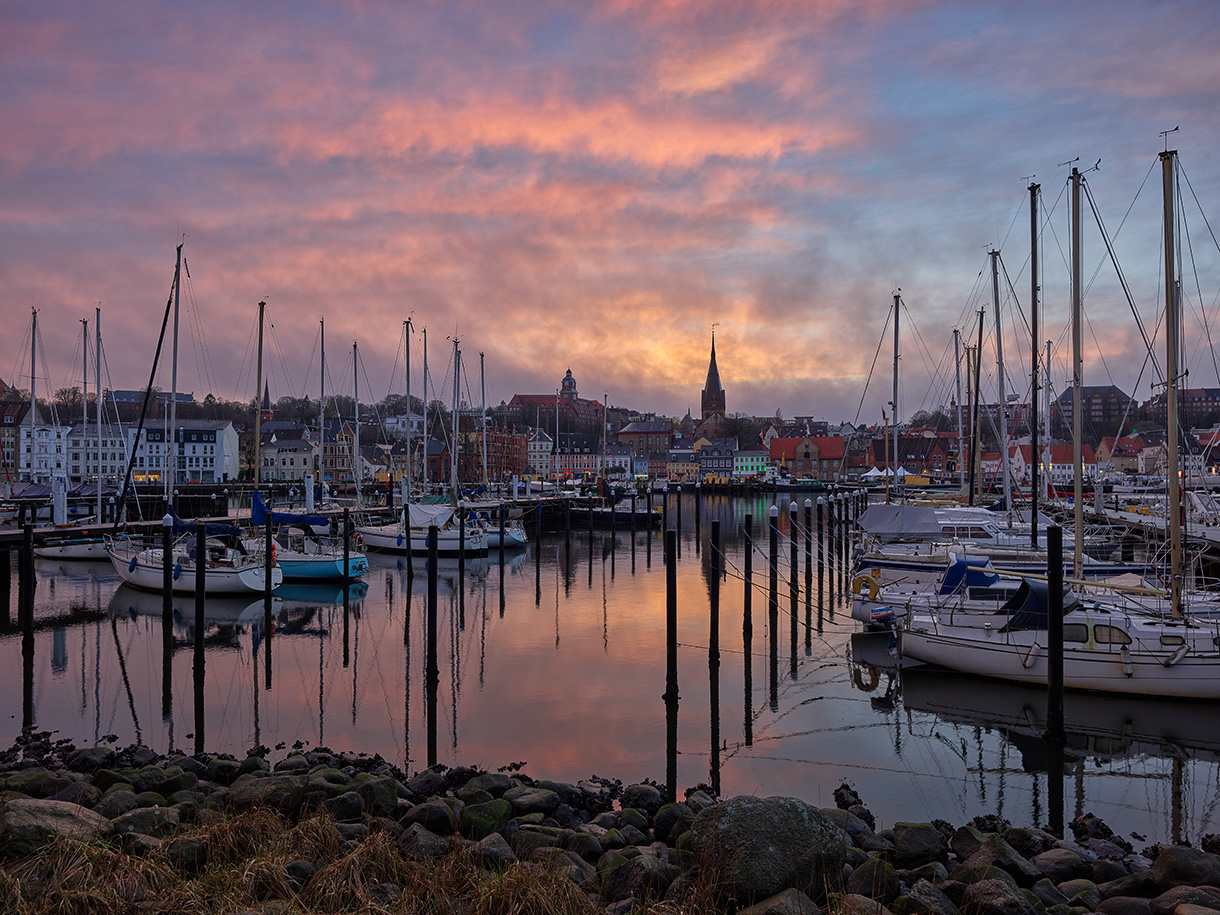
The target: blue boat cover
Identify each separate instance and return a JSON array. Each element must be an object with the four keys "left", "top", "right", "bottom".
[
  {"left": 938, "top": 553, "right": 999, "bottom": 595},
  {"left": 252, "top": 490, "right": 327, "bottom": 528},
  {"left": 999, "top": 579, "right": 1080, "bottom": 631}
]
